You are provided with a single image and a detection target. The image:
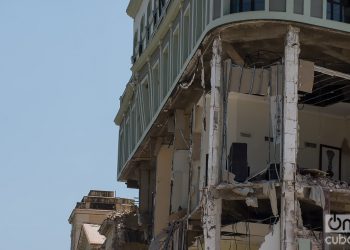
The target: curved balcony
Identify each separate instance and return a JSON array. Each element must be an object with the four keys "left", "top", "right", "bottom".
[{"left": 117, "top": 0, "right": 350, "bottom": 179}]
